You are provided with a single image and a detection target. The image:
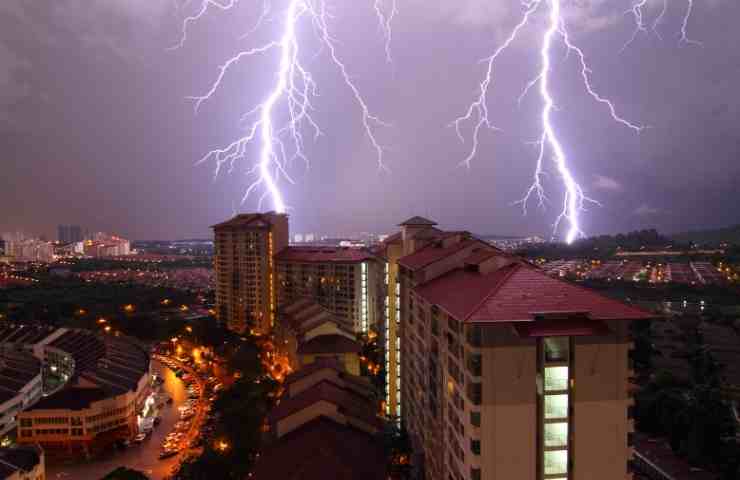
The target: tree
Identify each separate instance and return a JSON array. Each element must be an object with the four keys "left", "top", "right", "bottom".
[{"left": 100, "top": 467, "right": 149, "bottom": 480}]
